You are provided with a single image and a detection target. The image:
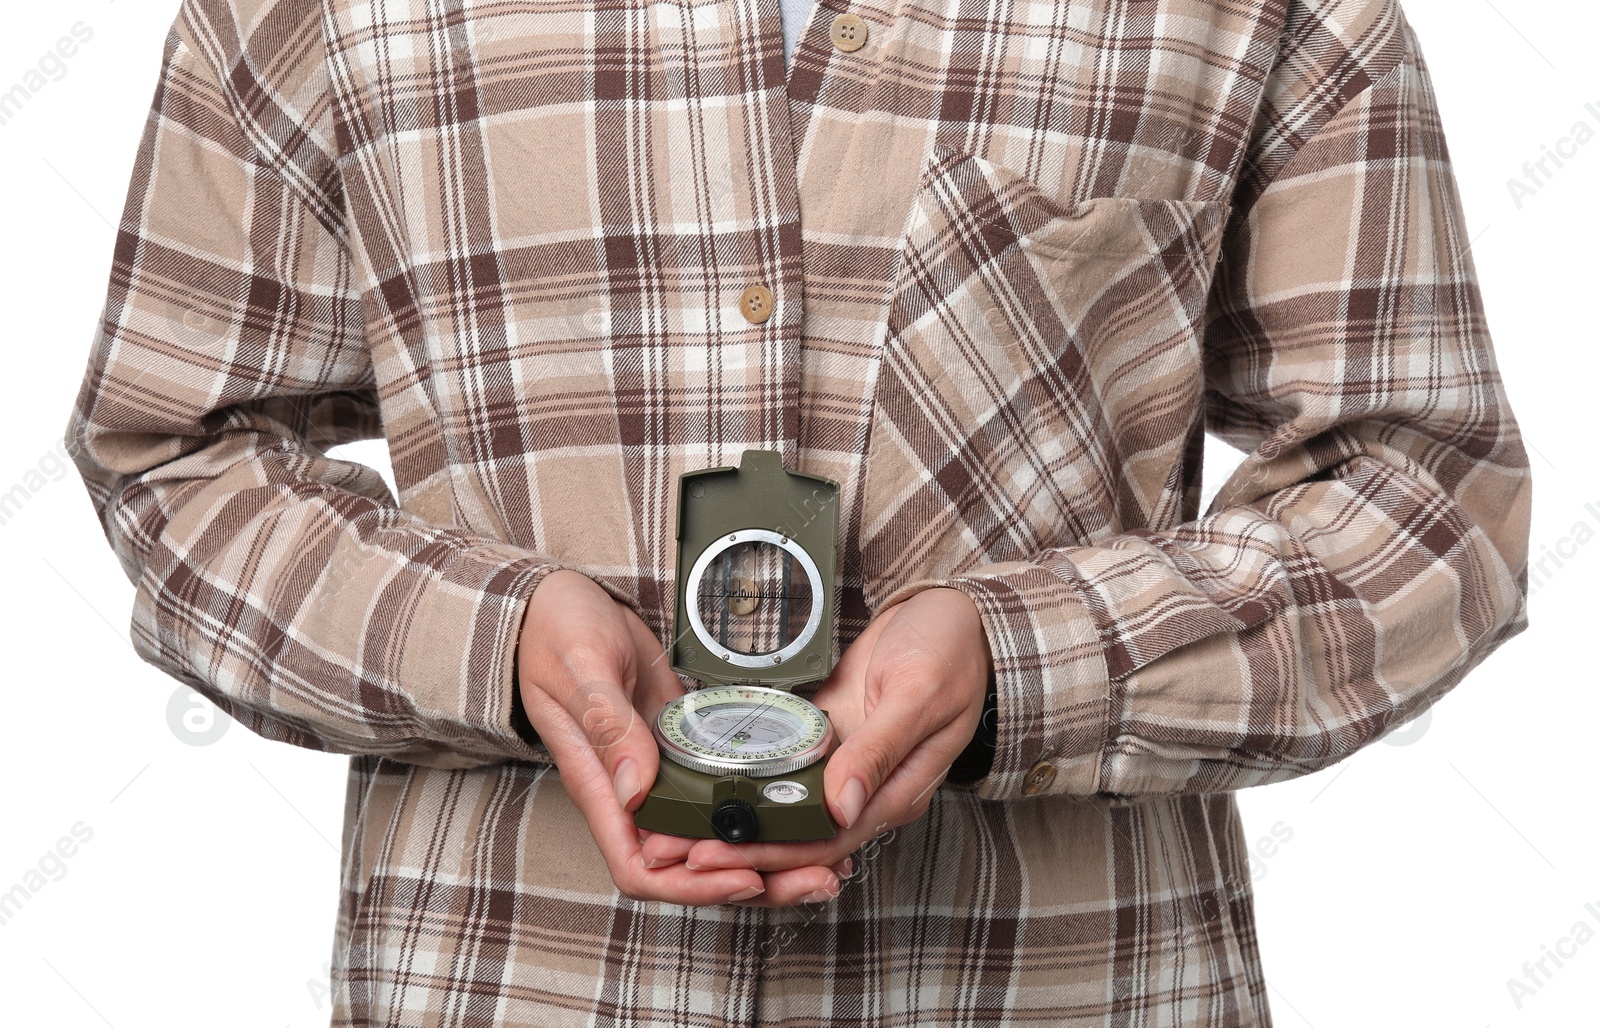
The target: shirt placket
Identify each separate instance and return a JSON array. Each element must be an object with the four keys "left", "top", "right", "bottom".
[
  {"left": 720, "top": 0, "right": 881, "bottom": 459},
  {"left": 692, "top": 0, "right": 796, "bottom": 471}
]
